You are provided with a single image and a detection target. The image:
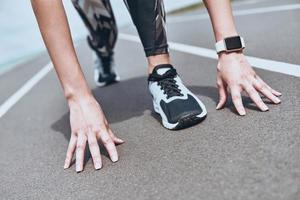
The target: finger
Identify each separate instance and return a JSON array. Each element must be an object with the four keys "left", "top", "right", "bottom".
[
  {"left": 216, "top": 80, "right": 227, "bottom": 110},
  {"left": 243, "top": 83, "right": 268, "bottom": 112},
  {"left": 98, "top": 131, "right": 118, "bottom": 162},
  {"left": 270, "top": 88, "right": 282, "bottom": 97},
  {"left": 256, "top": 76, "right": 282, "bottom": 96},
  {"left": 87, "top": 131, "right": 102, "bottom": 170},
  {"left": 230, "top": 86, "right": 246, "bottom": 116},
  {"left": 76, "top": 133, "right": 87, "bottom": 172},
  {"left": 64, "top": 134, "right": 77, "bottom": 169},
  {"left": 252, "top": 79, "right": 281, "bottom": 104},
  {"left": 108, "top": 129, "right": 124, "bottom": 145}
]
